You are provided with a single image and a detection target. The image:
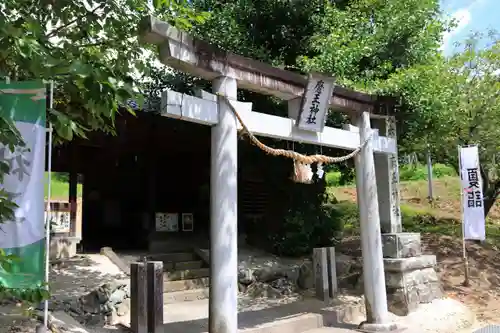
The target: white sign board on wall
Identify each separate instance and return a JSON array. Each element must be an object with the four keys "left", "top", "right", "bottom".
[
  {"left": 296, "top": 73, "right": 335, "bottom": 133},
  {"left": 459, "top": 145, "right": 486, "bottom": 241},
  {"left": 155, "top": 213, "right": 179, "bottom": 232}
]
